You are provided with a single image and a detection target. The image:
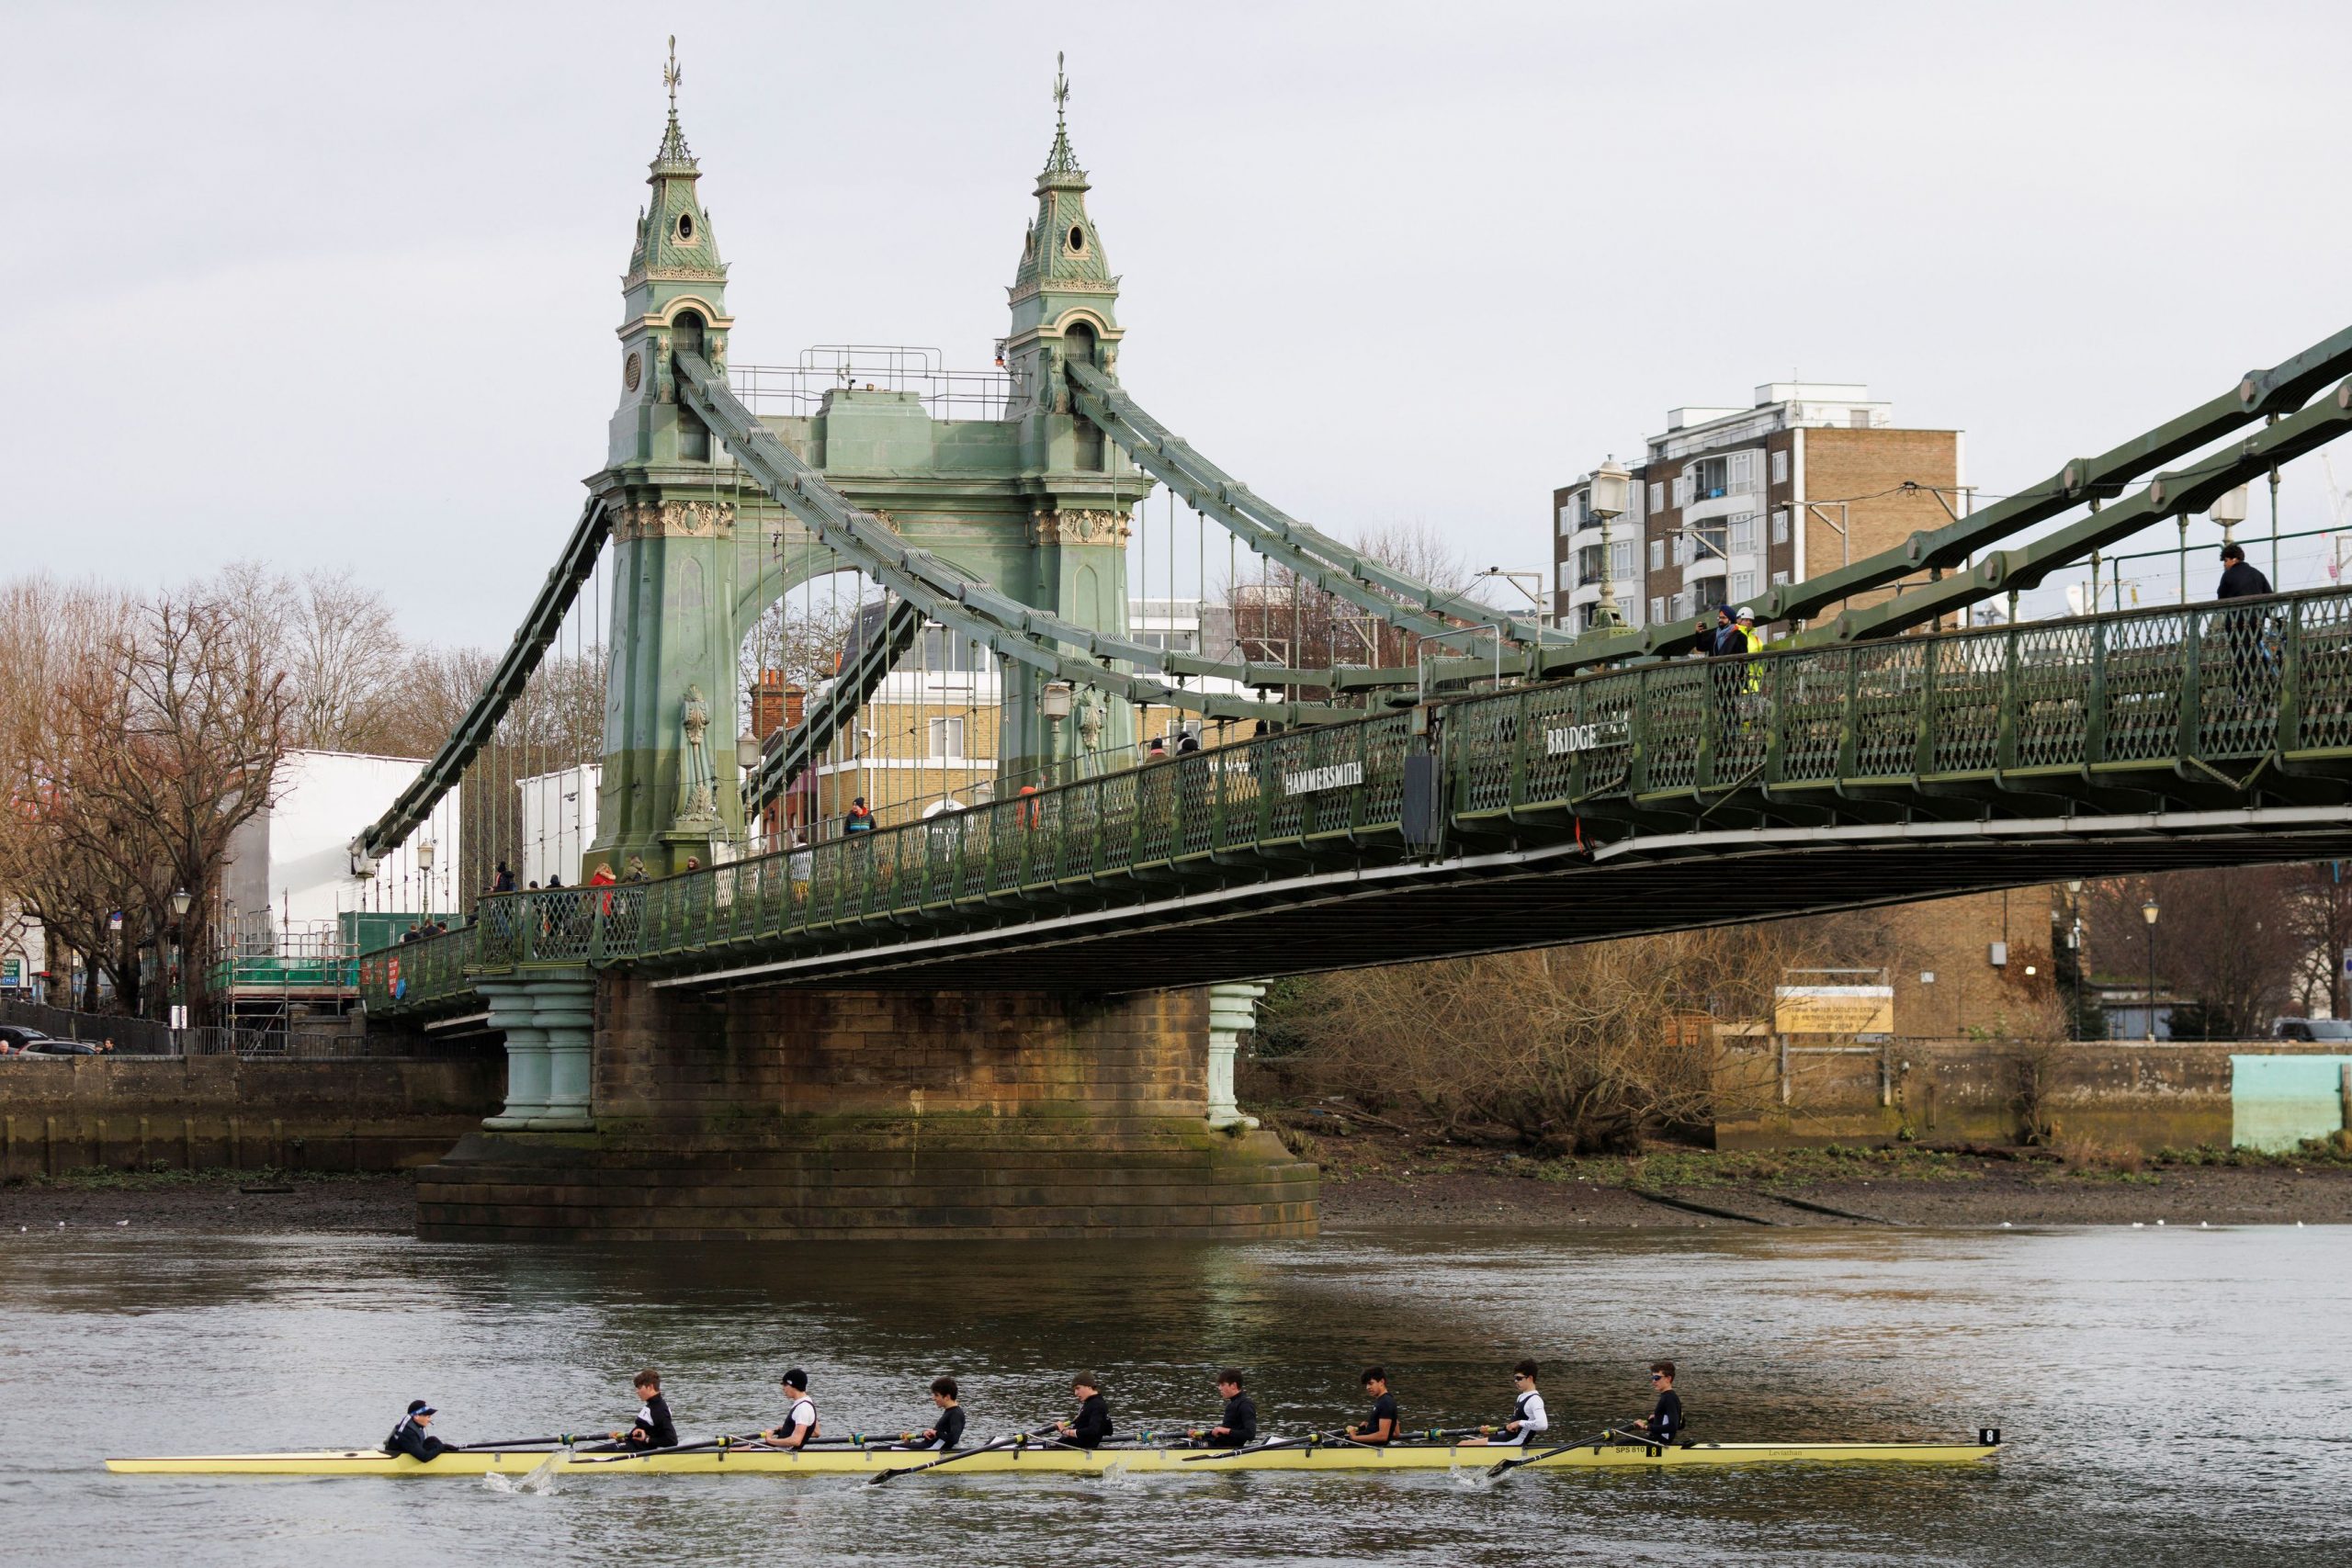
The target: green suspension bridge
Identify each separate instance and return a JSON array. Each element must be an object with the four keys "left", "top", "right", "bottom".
[{"left": 356, "top": 59, "right": 2352, "bottom": 1017}]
